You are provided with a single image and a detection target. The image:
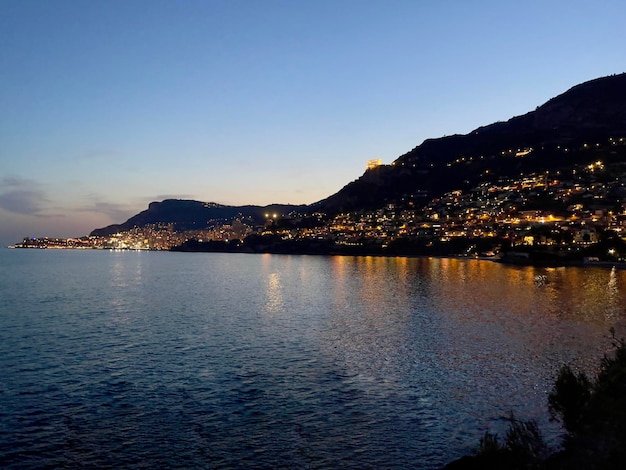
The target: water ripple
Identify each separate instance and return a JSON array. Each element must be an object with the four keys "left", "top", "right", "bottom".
[{"left": 2, "top": 251, "right": 626, "bottom": 468}]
